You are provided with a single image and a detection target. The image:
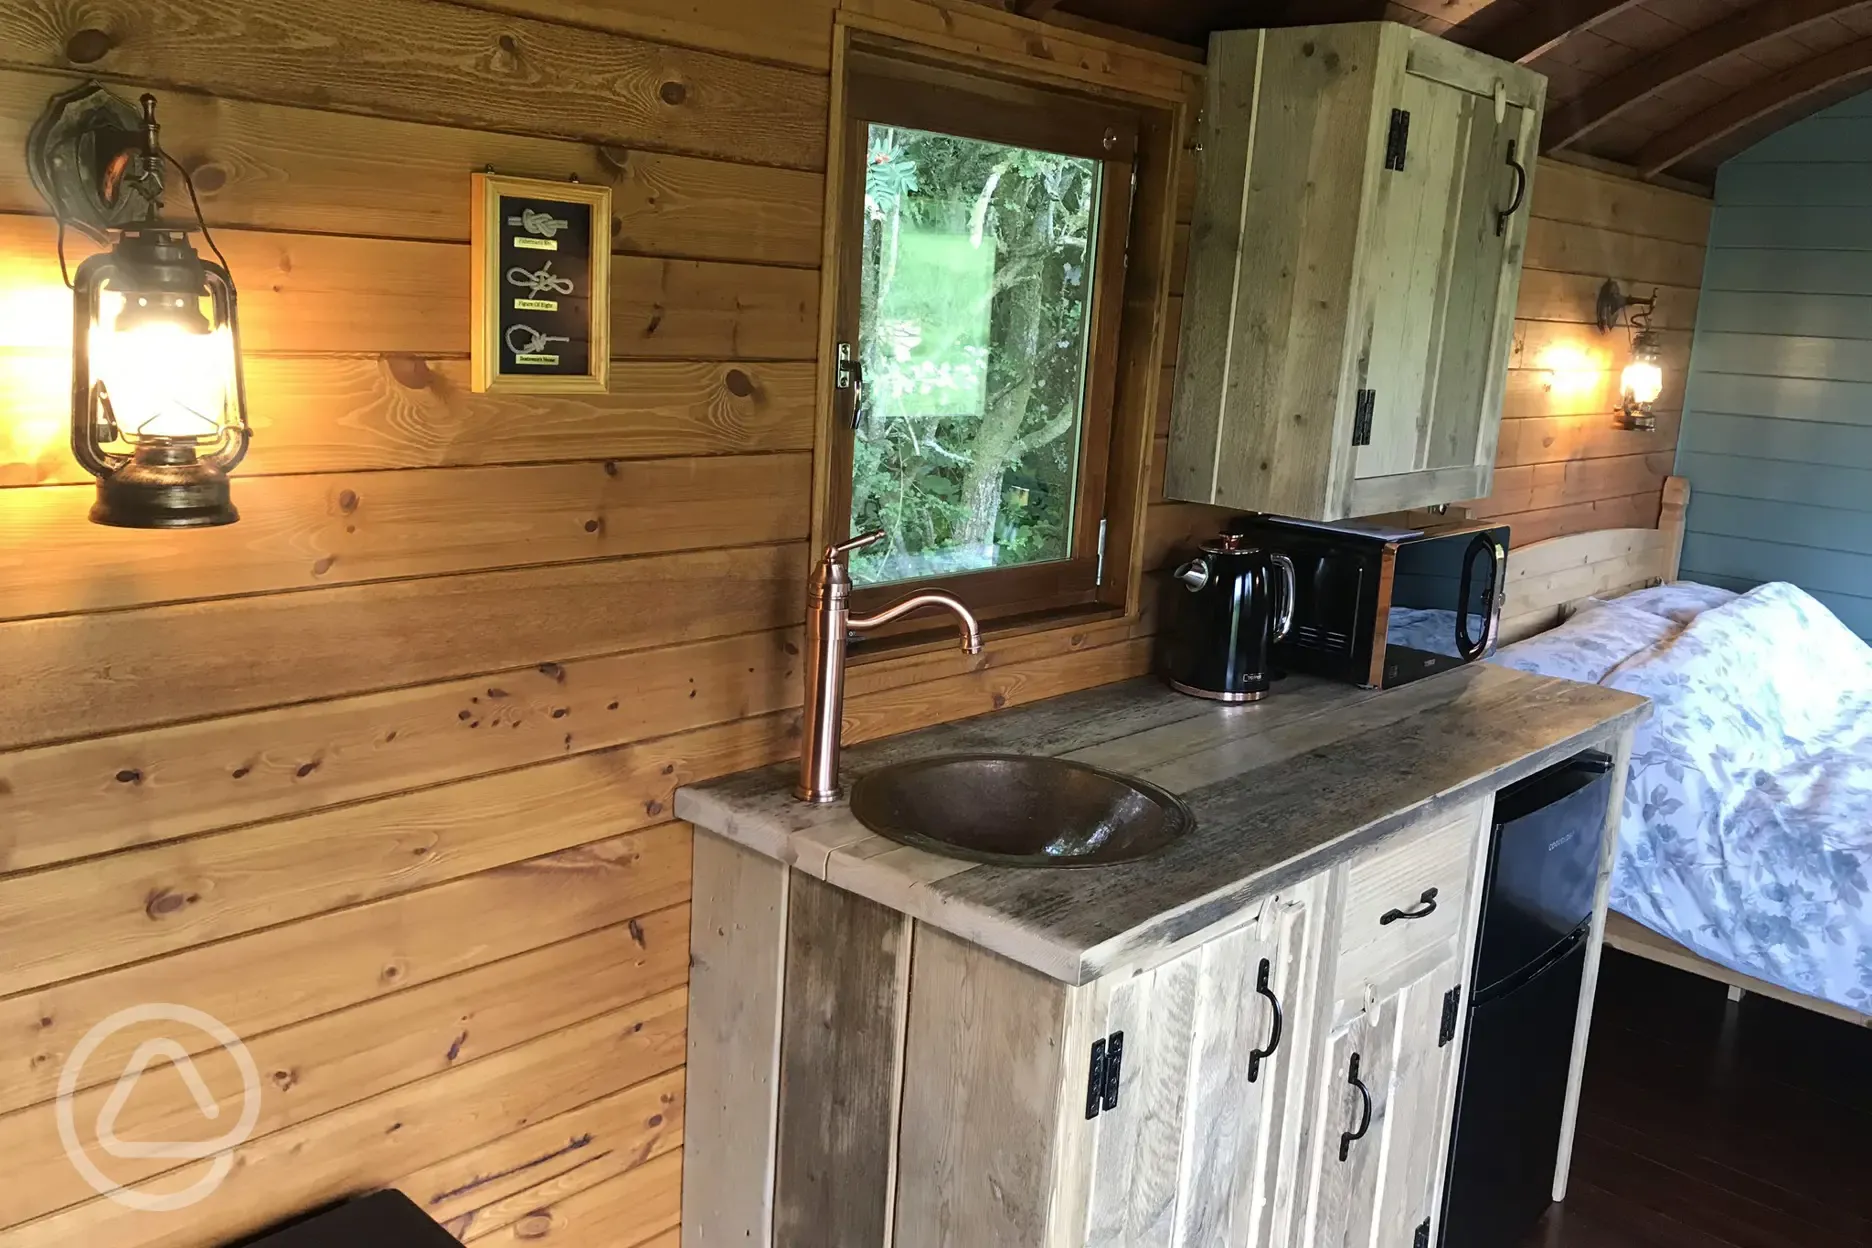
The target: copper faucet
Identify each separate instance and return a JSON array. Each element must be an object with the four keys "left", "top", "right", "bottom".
[{"left": 797, "top": 531, "right": 982, "bottom": 804}]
